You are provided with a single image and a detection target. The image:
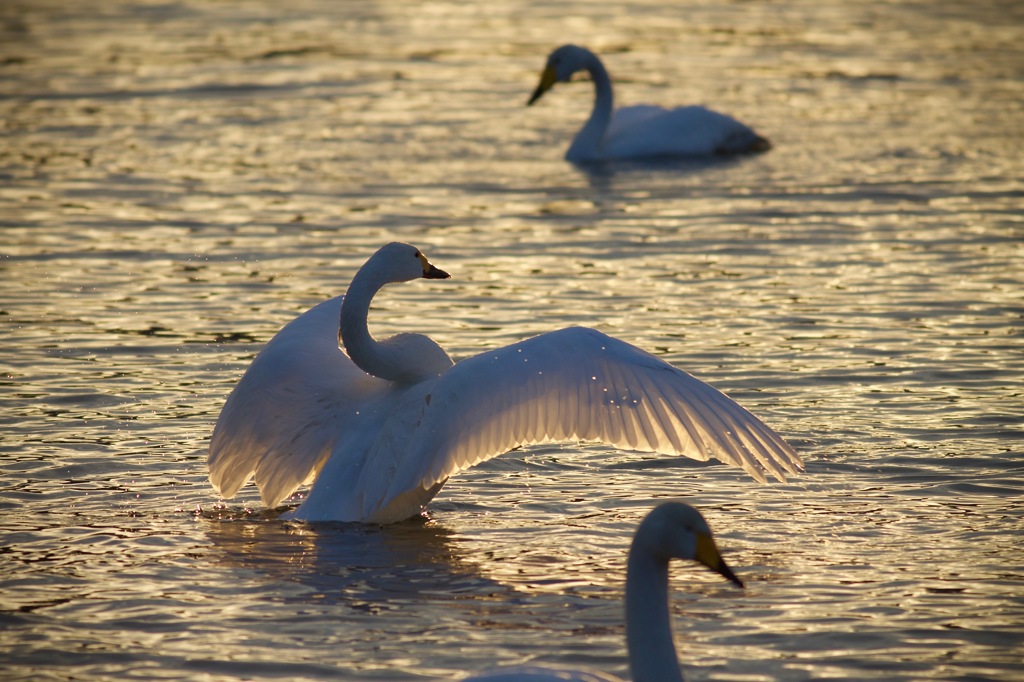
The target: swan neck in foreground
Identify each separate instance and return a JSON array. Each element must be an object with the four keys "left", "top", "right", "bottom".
[
  {"left": 625, "top": 543, "right": 684, "bottom": 682},
  {"left": 569, "top": 50, "right": 614, "bottom": 161}
]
